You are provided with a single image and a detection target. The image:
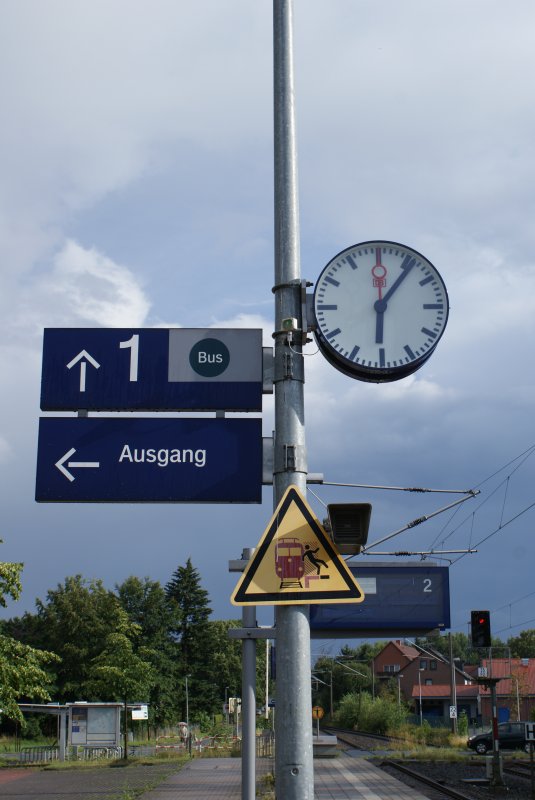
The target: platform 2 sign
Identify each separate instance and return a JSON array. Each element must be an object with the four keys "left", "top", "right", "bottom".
[
  {"left": 36, "top": 417, "right": 262, "bottom": 503},
  {"left": 40, "top": 328, "right": 263, "bottom": 412},
  {"left": 309, "top": 563, "right": 450, "bottom": 638}
]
